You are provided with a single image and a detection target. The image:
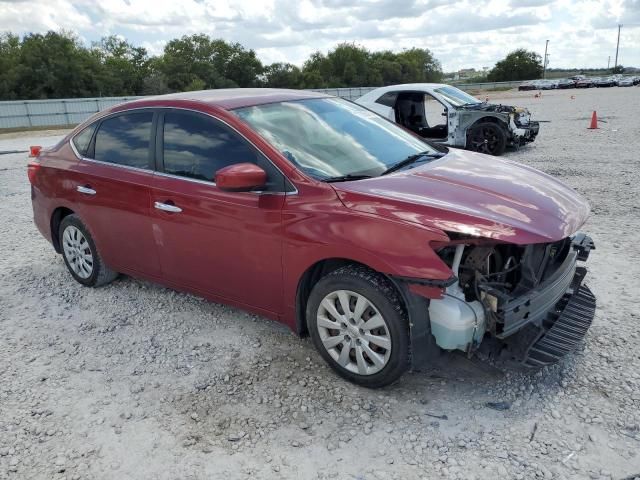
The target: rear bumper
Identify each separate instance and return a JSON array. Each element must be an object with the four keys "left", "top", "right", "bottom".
[
  {"left": 31, "top": 185, "right": 53, "bottom": 244},
  {"left": 501, "top": 234, "right": 596, "bottom": 366}
]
